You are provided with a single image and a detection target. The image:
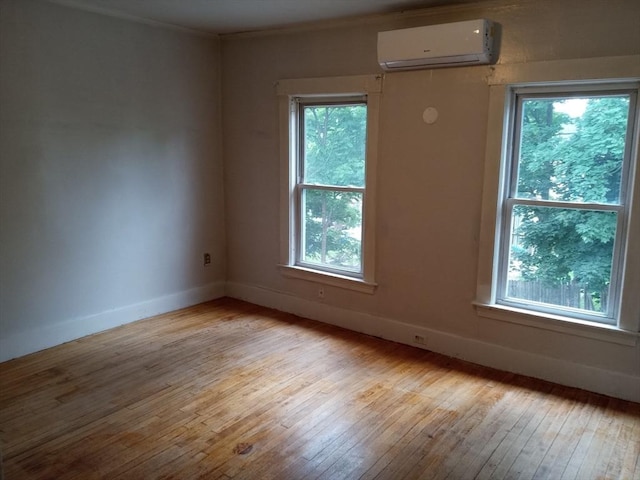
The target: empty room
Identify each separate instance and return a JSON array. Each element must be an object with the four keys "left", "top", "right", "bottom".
[{"left": 1, "top": 0, "right": 639, "bottom": 478}]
